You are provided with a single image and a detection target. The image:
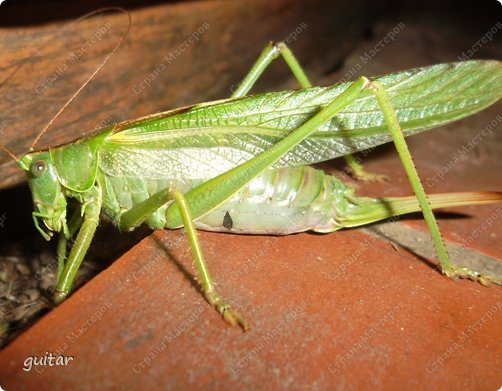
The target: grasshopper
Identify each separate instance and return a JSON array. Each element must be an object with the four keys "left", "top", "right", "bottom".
[{"left": 1, "top": 38, "right": 501, "bottom": 330}]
